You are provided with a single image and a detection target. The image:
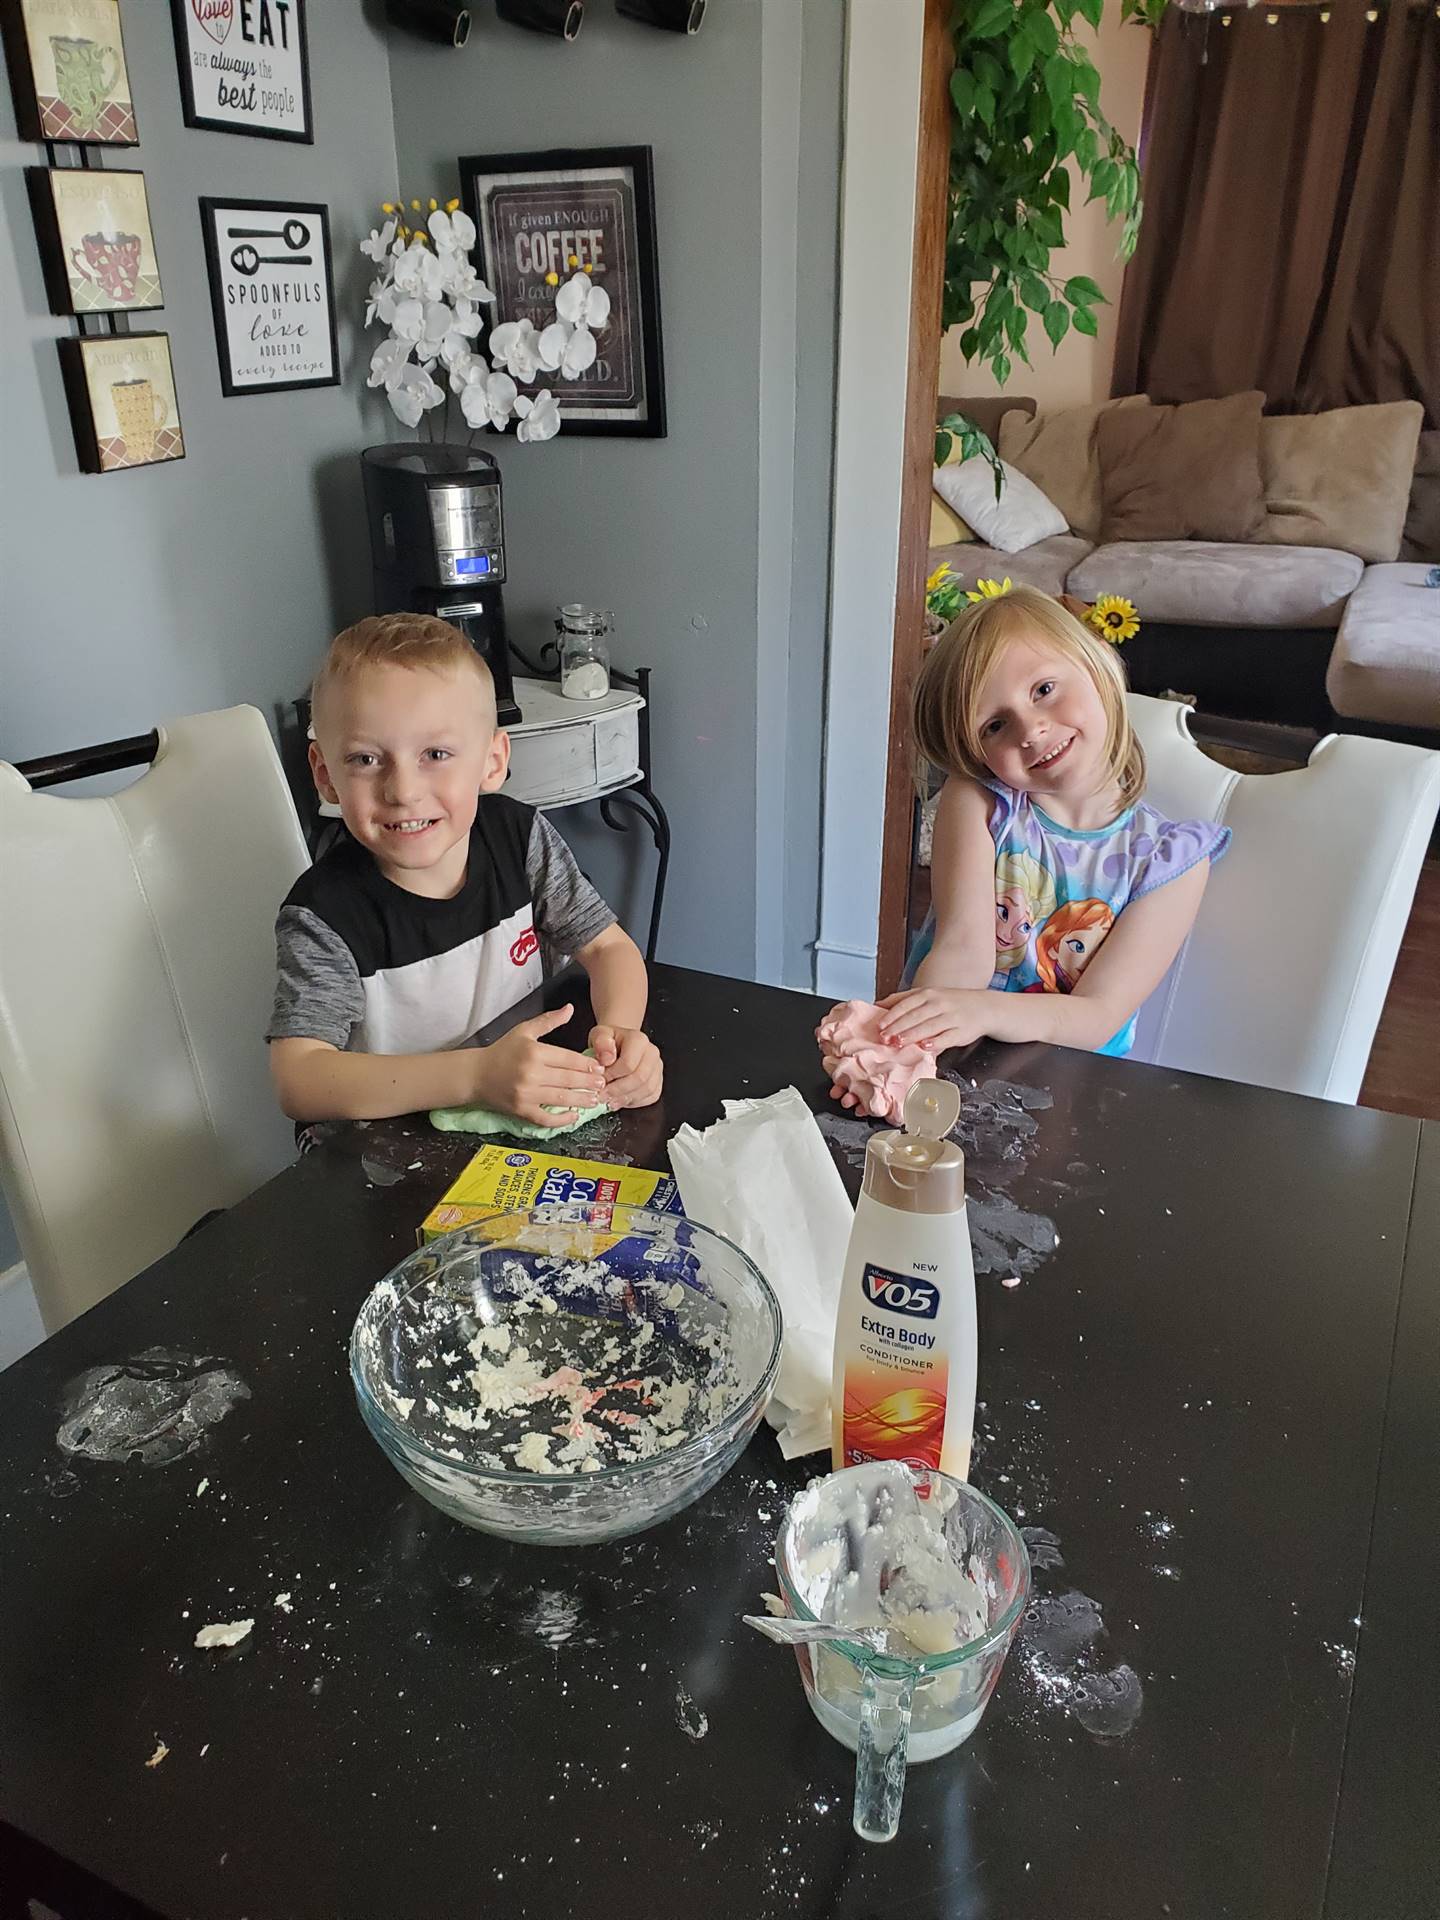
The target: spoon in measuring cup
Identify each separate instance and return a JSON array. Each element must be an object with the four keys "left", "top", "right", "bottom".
[{"left": 742, "top": 1613, "right": 891, "bottom": 1654}]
